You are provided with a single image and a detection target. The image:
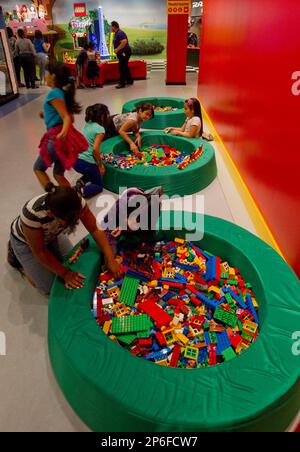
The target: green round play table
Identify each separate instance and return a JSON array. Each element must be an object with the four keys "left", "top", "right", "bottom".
[
  {"left": 49, "top": 213, "right": 300, "bottom": 432},
  {"left": 122, "top": 97, "right": 186, "bottom": 130},
  {"left": 101, "top": 132, "right": 217, "bottom": 196}
]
